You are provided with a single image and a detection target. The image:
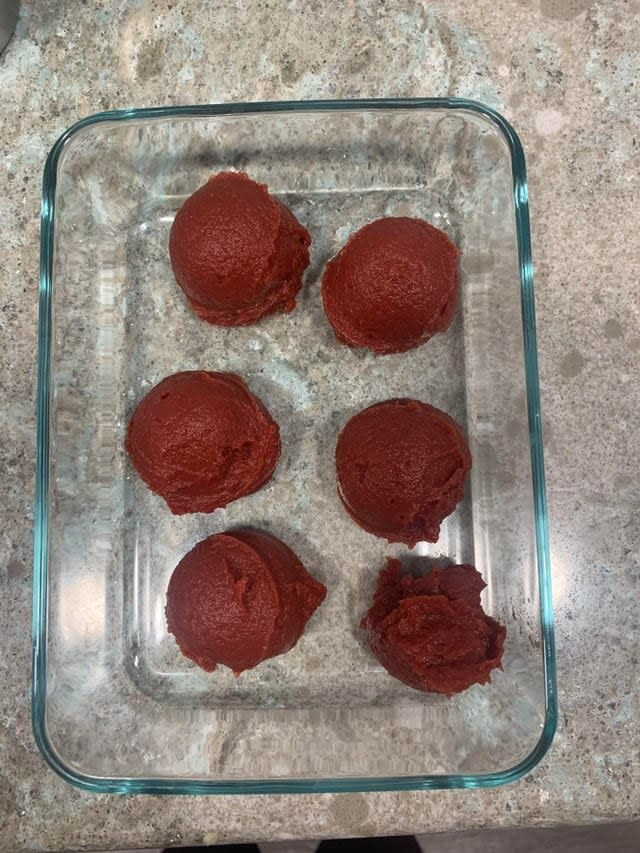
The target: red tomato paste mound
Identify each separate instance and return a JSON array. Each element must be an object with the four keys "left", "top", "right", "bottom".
[
  {"left": 321, "top": 216, "right": 459, "bottom": 354},
  {"left": 335, "top": 399, "right": 471, "bottom": 547},
  {"left": 166, "top": 529, "right": 327, "bottom": 674},
  {"left": 361, "top": 559, "right": 505, "bottom": 695},
  {"left": 169, "top": 171, "right": 311, "bottom": 326},
  {"left": 125, "top": 371, "right": 280, "bottom": 514}
]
